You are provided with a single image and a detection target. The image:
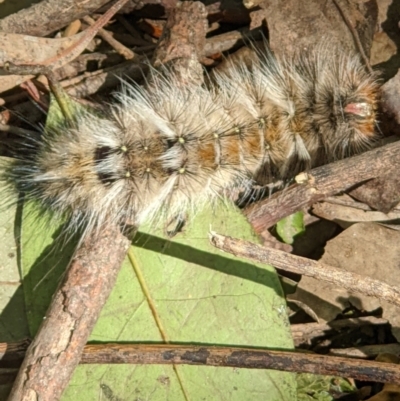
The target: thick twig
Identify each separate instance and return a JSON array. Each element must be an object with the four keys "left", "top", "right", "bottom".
[
  {"left": 244, "top": 140, "right": 400, "bottom": 233},
  {"left": 7, "top": 226, "right": 131, "bottom": 401},
  {"left": 209, "top": 232, "right": 400, "bottom": 308},
  {"left": 2, "top": 342, "right": 400, "bottom": 384},
  {"left": 151, "top": 1, "right": 207, "bottom": 86},
  {"left": 0, "top": 0, "right": 111, "bottom": 37},
  {"left": 204, "top": 28, "right": 250, "bottom": 56},
  {"left": 0, "top": 0, "right": 177, "bottom": 37}
]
